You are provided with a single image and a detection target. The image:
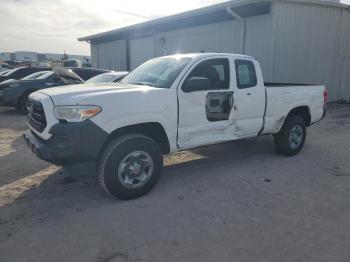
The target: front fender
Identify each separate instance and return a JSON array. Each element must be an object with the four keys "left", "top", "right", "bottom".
[{"left": 91, "top": 112, "right": 178, "bottom": 152}]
